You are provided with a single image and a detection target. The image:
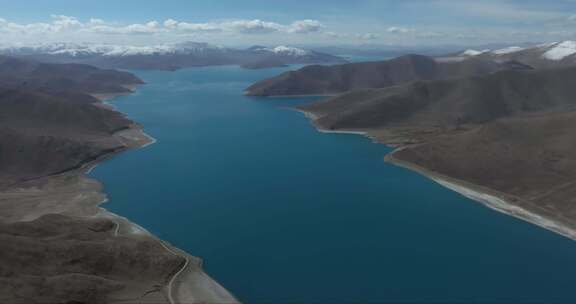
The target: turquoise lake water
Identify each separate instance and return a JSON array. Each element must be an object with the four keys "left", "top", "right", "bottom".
[{"left": 91, "top": 65, "right": 576, "bottom": 303}]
